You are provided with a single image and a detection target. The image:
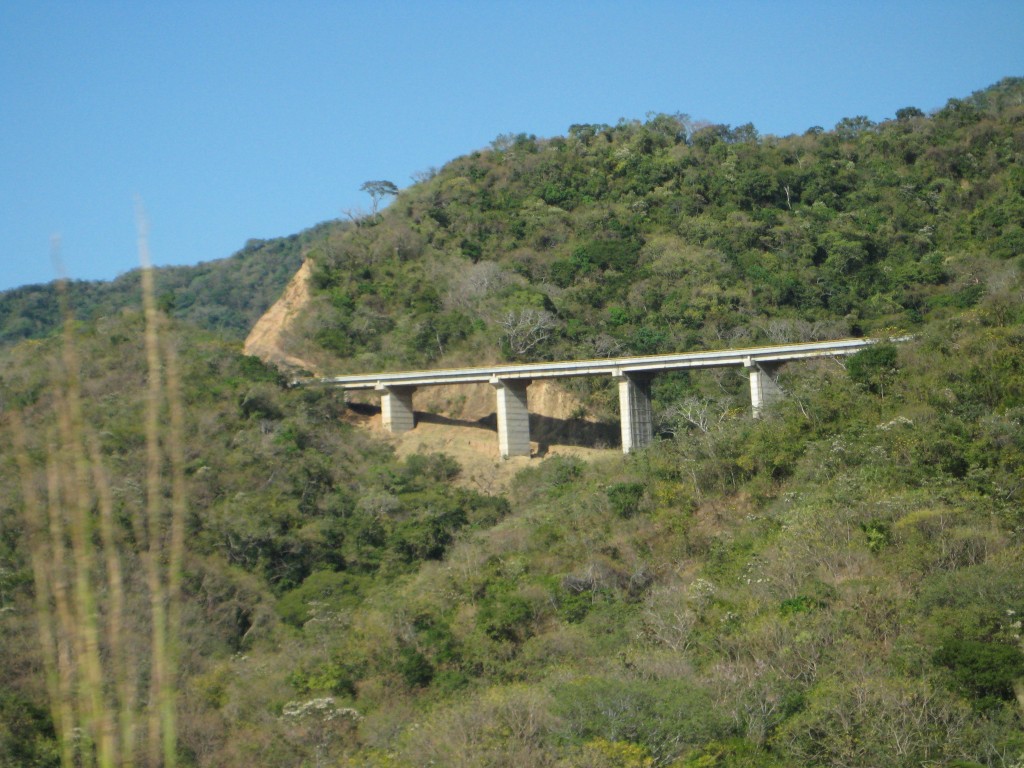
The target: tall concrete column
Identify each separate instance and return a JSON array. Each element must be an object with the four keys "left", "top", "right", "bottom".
[
  {"left": 492, "top": 378, "right": 531, "bottom": 458},
  {"left": 376, "top": 384, "right": 416, "bottom": 433},
  {"left": 745, "top": 359, "right": 783, "bottom": 417},
  {"left": 615, "top": 372, "right": 654, "bottom": 453}
]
